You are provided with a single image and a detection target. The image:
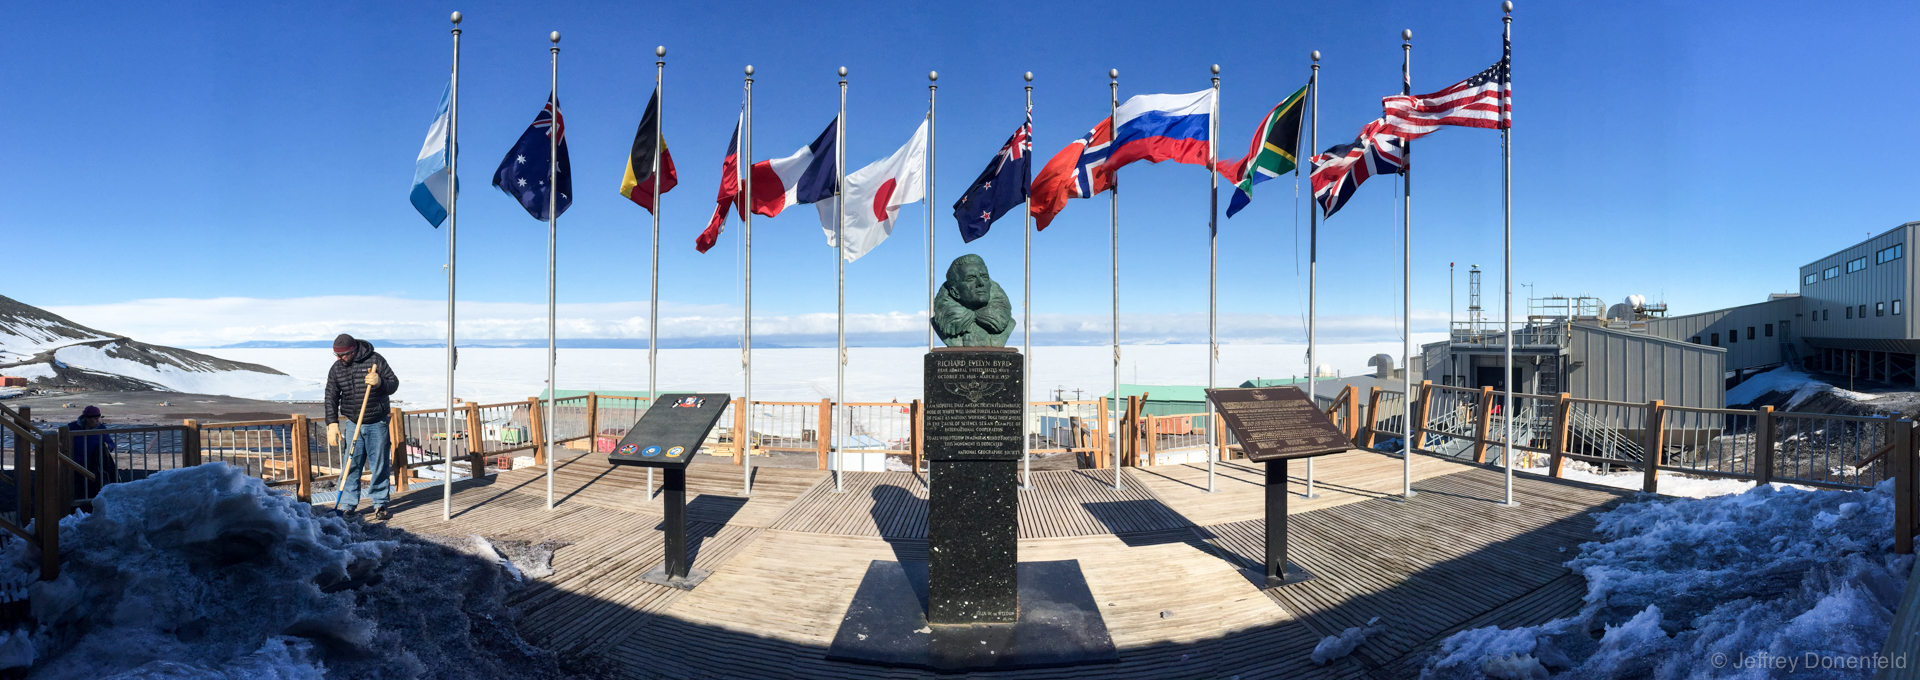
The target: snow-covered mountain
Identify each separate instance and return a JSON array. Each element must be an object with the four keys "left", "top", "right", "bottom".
[{"left": 0, "top": 294, "right": 310, "bottom": 399}]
